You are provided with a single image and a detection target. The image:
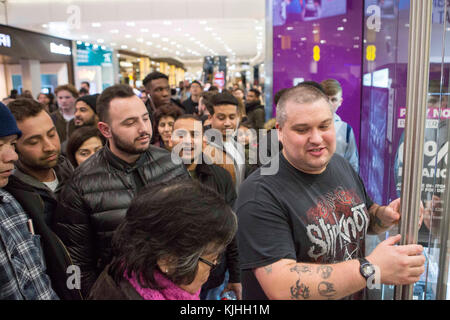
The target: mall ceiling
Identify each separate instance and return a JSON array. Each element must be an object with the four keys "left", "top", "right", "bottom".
[{"left": 0, "top": 0, "right": 266, "bottom": 67}]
